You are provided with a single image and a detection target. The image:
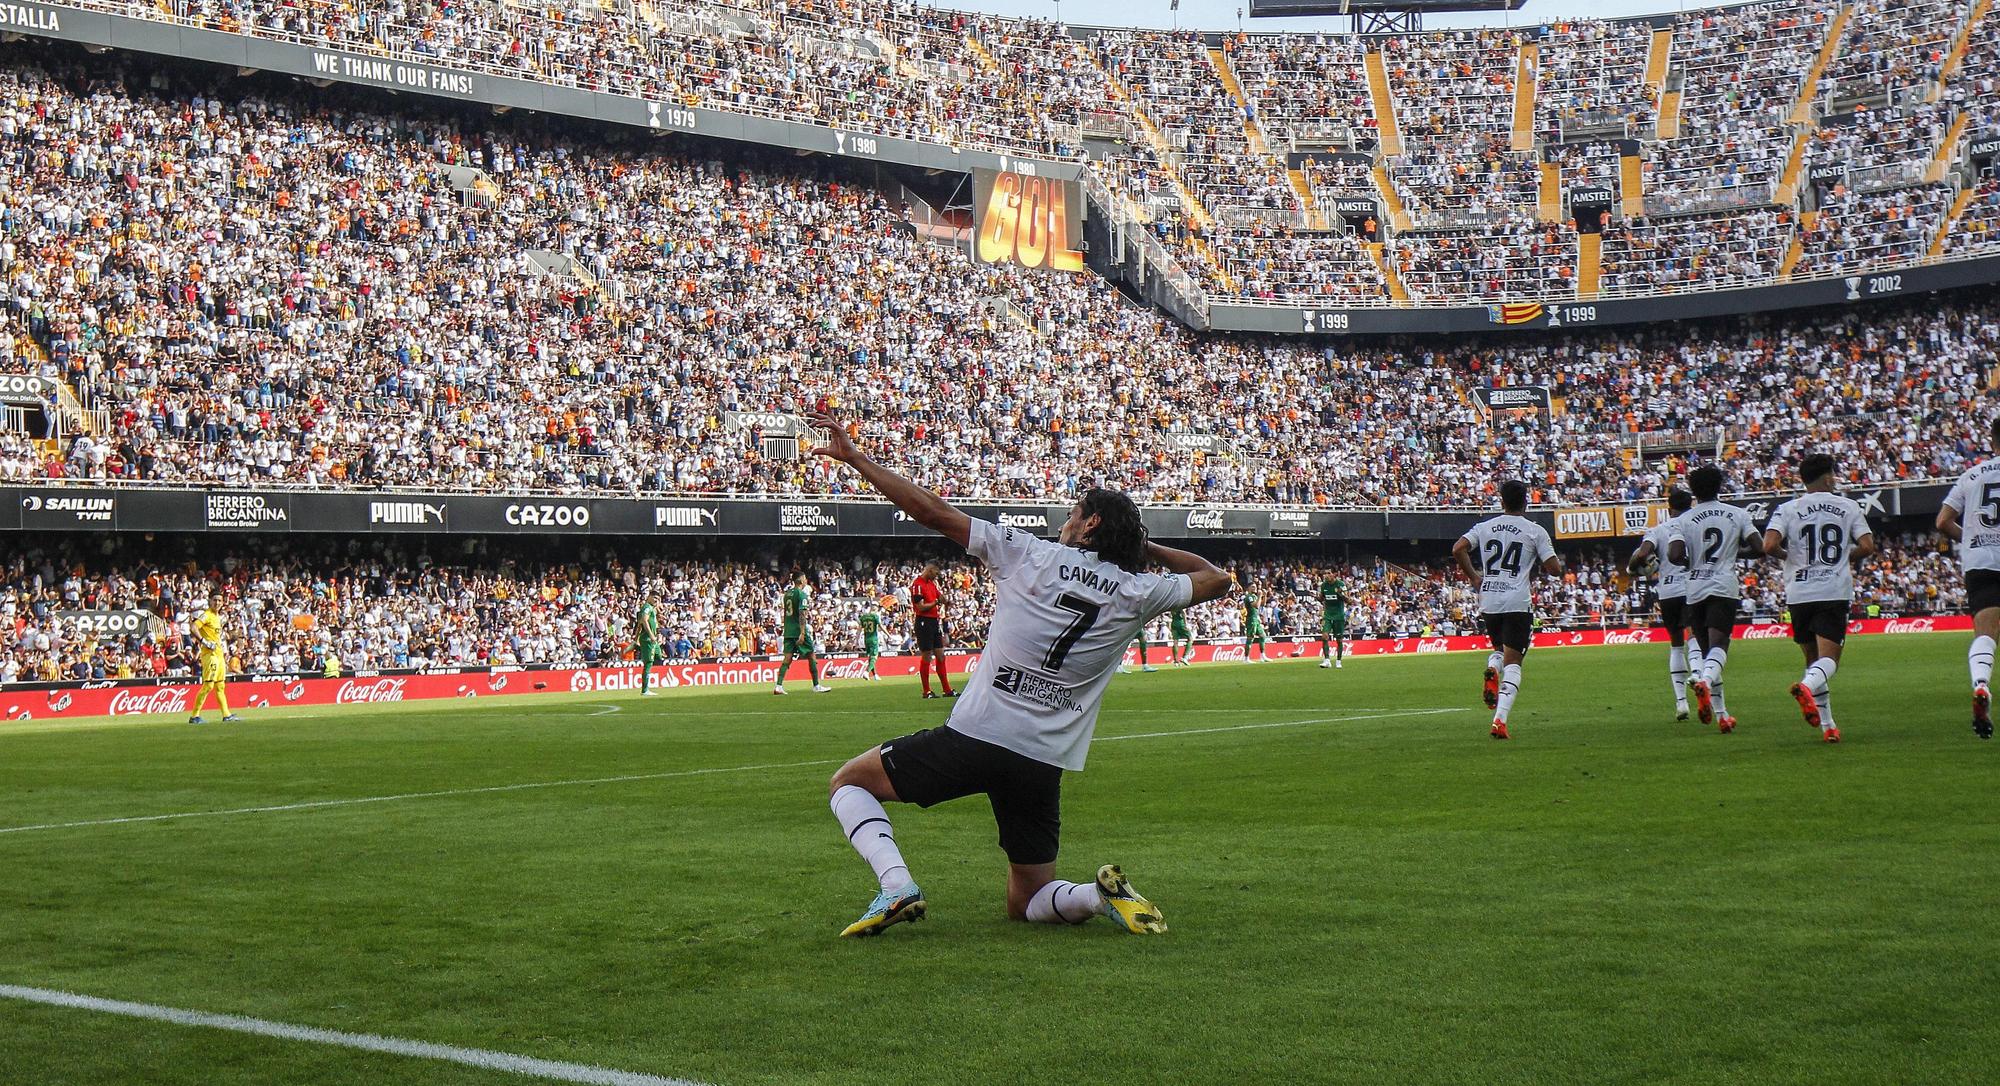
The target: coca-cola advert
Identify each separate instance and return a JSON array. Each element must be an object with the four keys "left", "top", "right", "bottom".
[{"left": 0, "top": 618, "right": 1969, "bottom": 722}]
